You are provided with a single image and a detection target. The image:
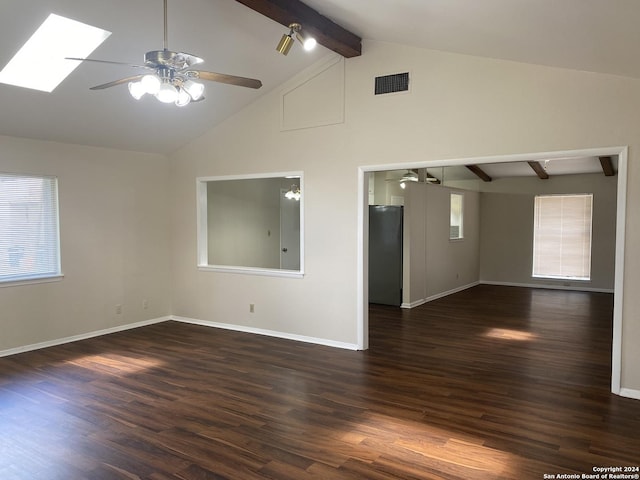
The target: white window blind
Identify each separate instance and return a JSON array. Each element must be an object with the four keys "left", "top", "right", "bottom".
[
  {"left": 0, "top": 173, "right": 61, "bottom": 283},
  {"left": 532, "top": 194, "right": 592, "bottom": 280},
  {"left": 450, "top": 192, "right": 464, "bottom": 239}
]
